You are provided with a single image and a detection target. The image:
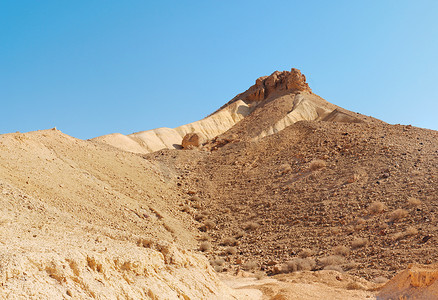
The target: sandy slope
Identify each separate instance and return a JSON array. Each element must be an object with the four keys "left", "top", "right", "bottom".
[{"left": 1, "top": 68, "right": 437, "bottom": 298}]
